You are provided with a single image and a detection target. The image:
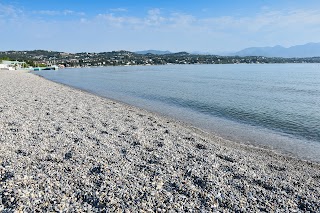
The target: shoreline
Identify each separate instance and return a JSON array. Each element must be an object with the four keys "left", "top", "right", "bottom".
[
  {"left": 35, "top": 67, "right": 320, "bottom": 163},
  {"left": 1, "top": 70, "right": 319, "bottom": 211},
  {"left": 35, "top": 72, "right": 316, "bottom": 164},
  {"left": 33, "top": 71, "right": 312, "bottom": 163}
]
